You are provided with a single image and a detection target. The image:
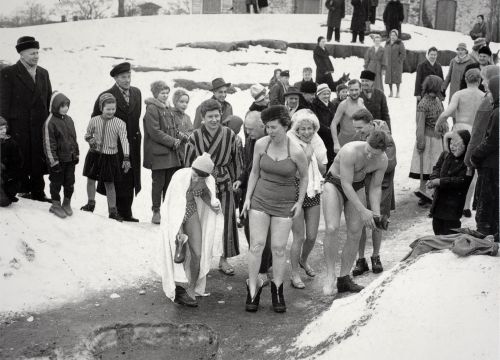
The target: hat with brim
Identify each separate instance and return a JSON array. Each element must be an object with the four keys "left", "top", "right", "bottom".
[
  {"left": 110, "top": 62, "right": 131, "bottom": 77},
  {"left": 284, "top": 87, "right": 302, "bottom": 97},
  {"left": 360, "top": 70, "right": 376, "bottom": 81},
  {"left": 16, "top": 36, "right": 39, "bottom": 53},
  {"left": 211, "top": 78, "right": 231, "bottom": 91},
  {"left": 456, "top": 42, "right": 467, "bottom": 51},
  {"left": 250, "top": 84, "right": 267, "bottom": 102}
]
